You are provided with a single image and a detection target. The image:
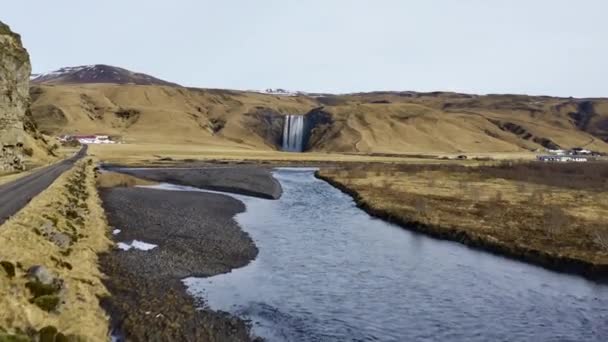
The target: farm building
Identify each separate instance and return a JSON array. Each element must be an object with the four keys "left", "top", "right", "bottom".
[
  {"left": 59, "top": 134, "right": 115, "bottom": 144},
  {"left": 537, "top": 155, "right": 588, "bottom": 163}
]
